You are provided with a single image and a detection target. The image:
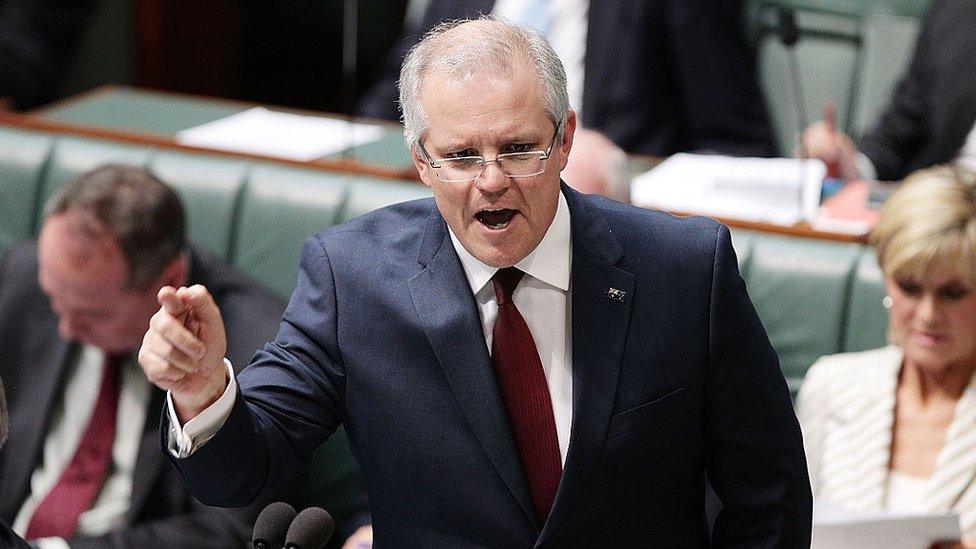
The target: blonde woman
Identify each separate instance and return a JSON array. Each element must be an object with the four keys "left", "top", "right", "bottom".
[{"left": 798, "top": 166, "right": 976, "bottom": 546}]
